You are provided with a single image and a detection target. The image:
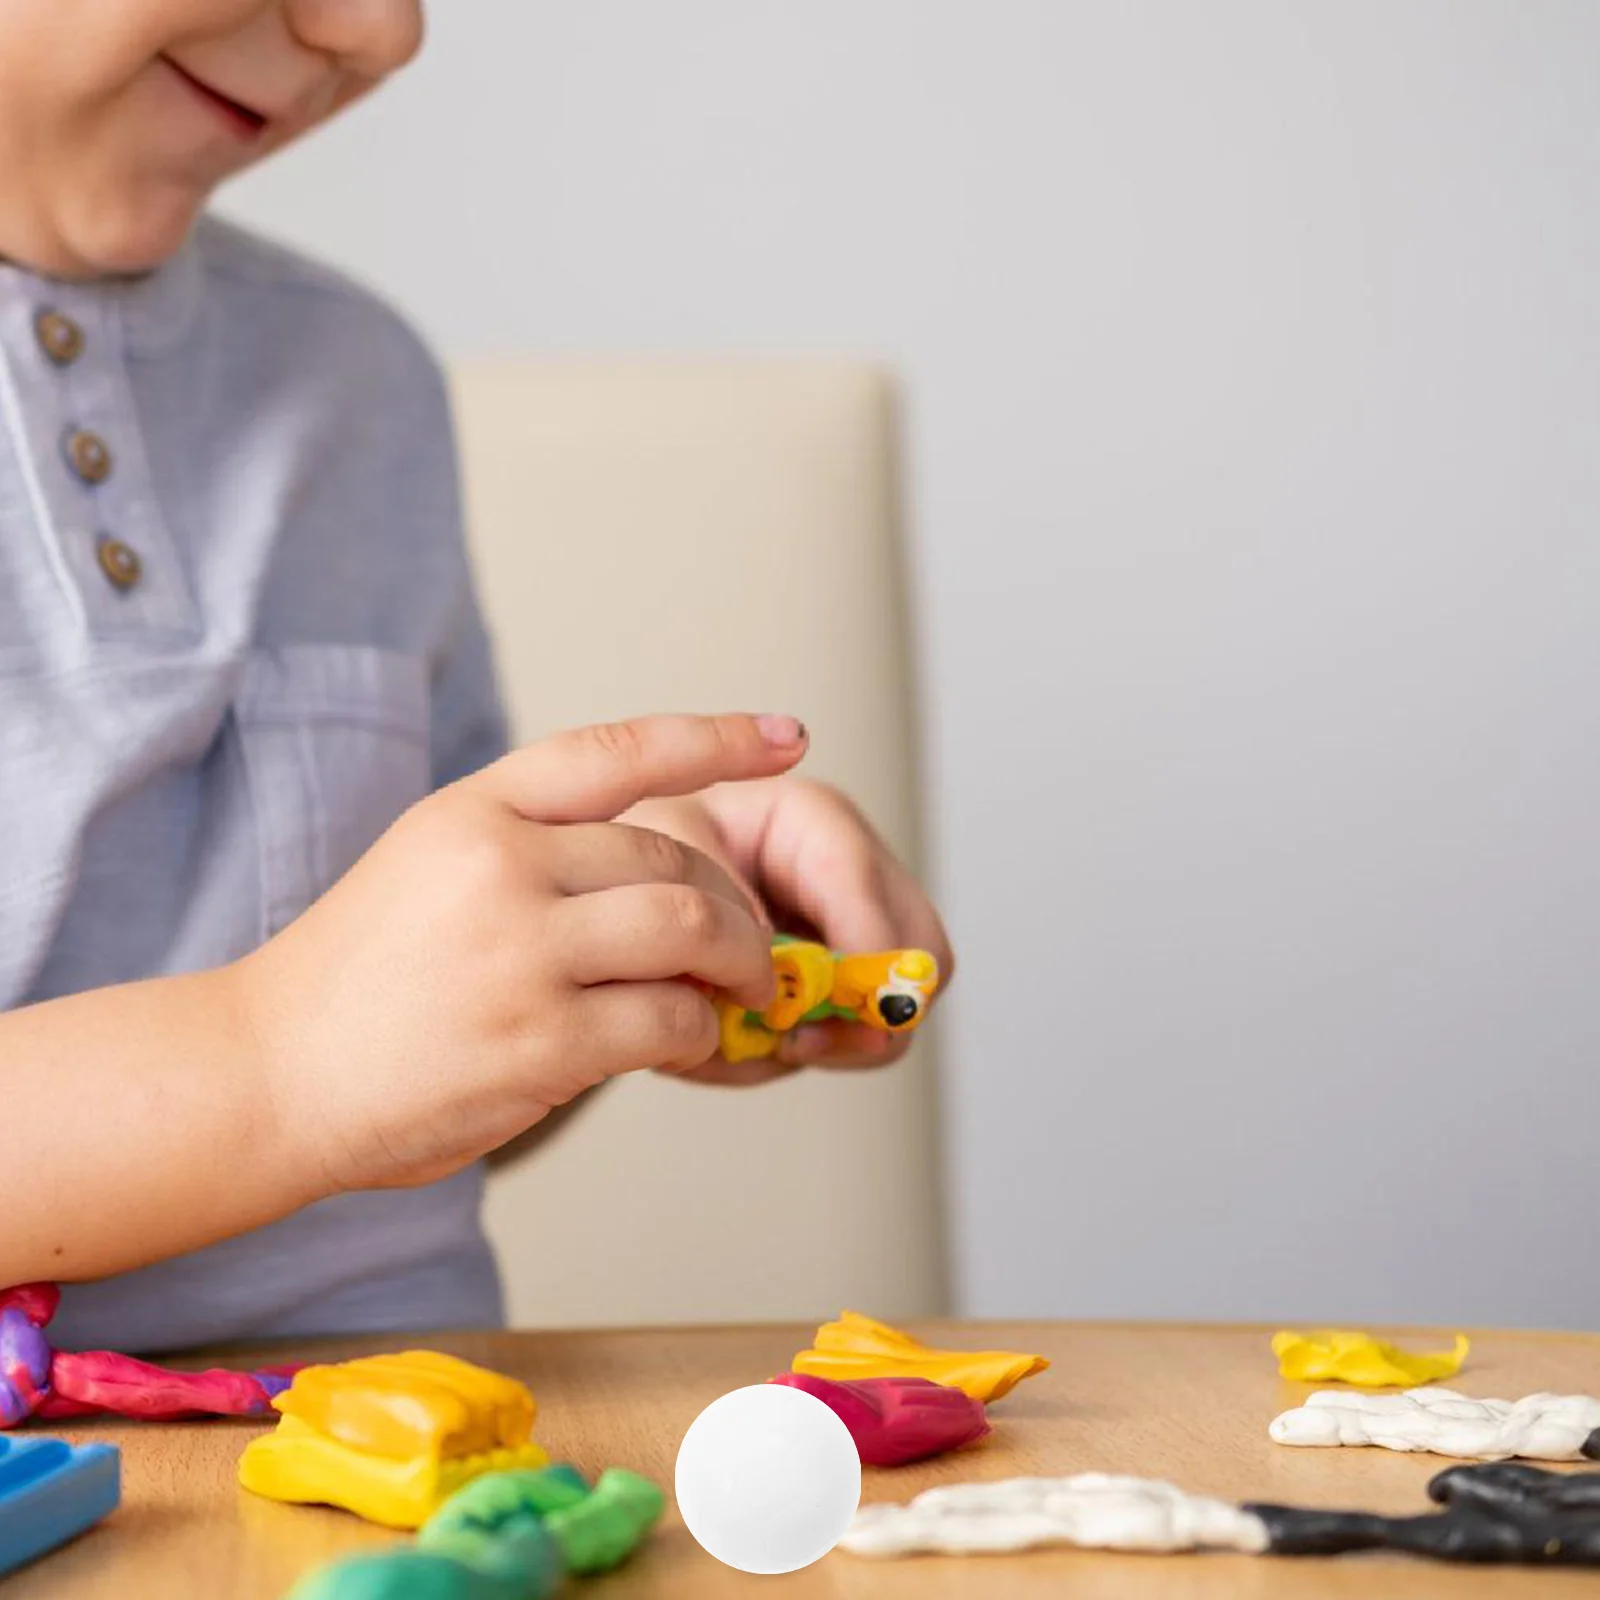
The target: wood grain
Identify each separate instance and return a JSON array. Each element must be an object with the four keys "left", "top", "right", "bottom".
[{"left": 10, "top": 1321, "right": 1600, "bottom": 1597}]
